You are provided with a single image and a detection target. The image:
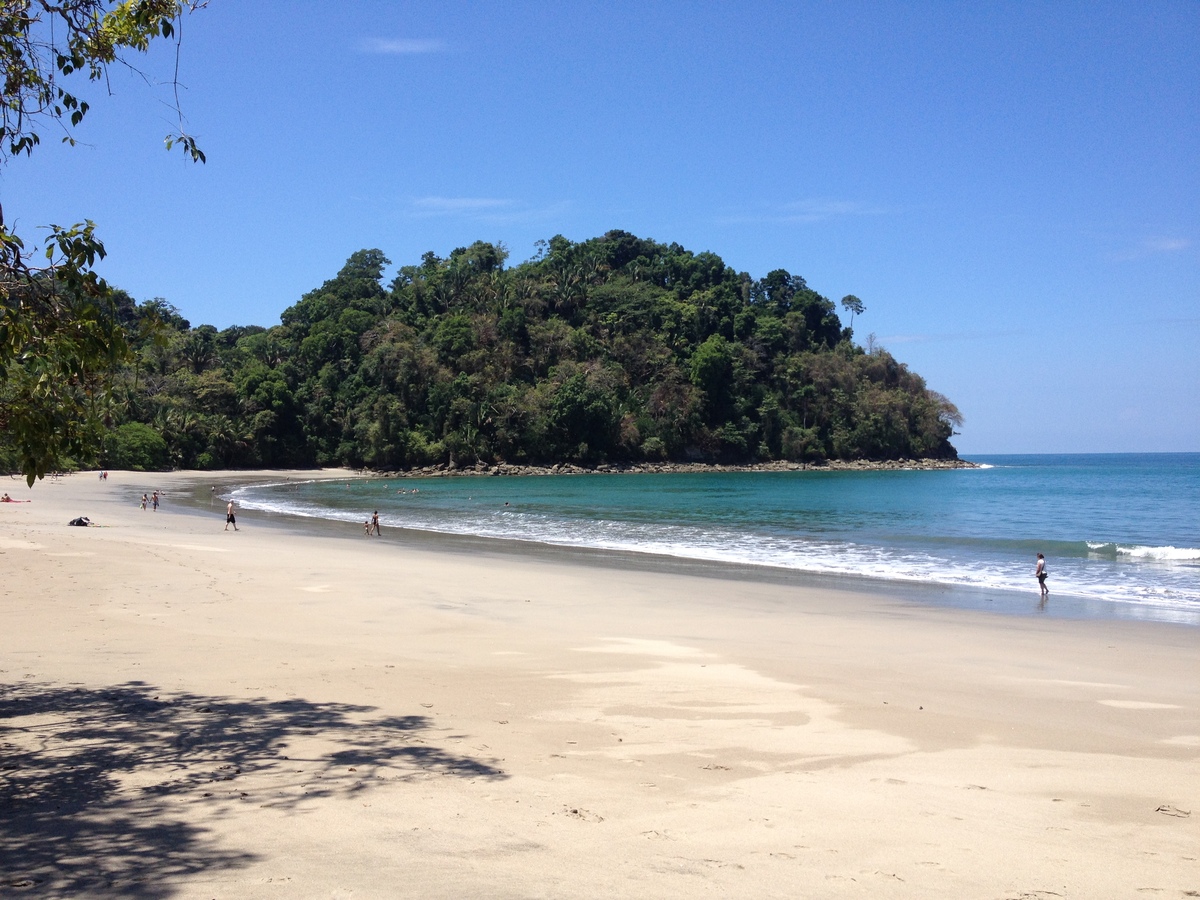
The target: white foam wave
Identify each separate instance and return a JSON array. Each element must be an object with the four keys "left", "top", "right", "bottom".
[
  {"left": 1116, "top": 545, "right": 1200, "bottom": 561},
  {"left": 231, "top": 486, "right": 1200, "bottom": 617}
]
